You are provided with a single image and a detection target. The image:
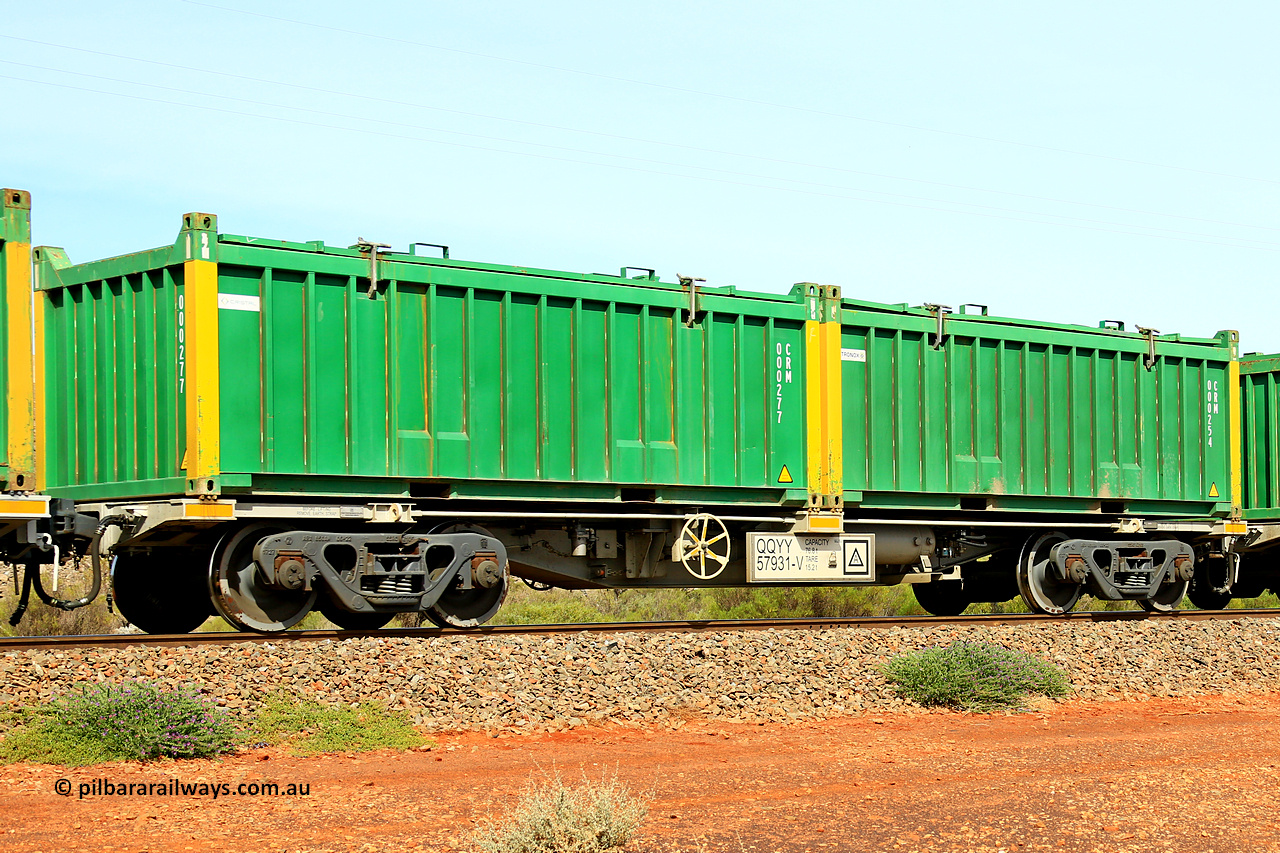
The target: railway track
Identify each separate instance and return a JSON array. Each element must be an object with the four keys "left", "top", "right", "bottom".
[{"left": 4, "top": 608, "right": 1278, "bottom": 652}]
